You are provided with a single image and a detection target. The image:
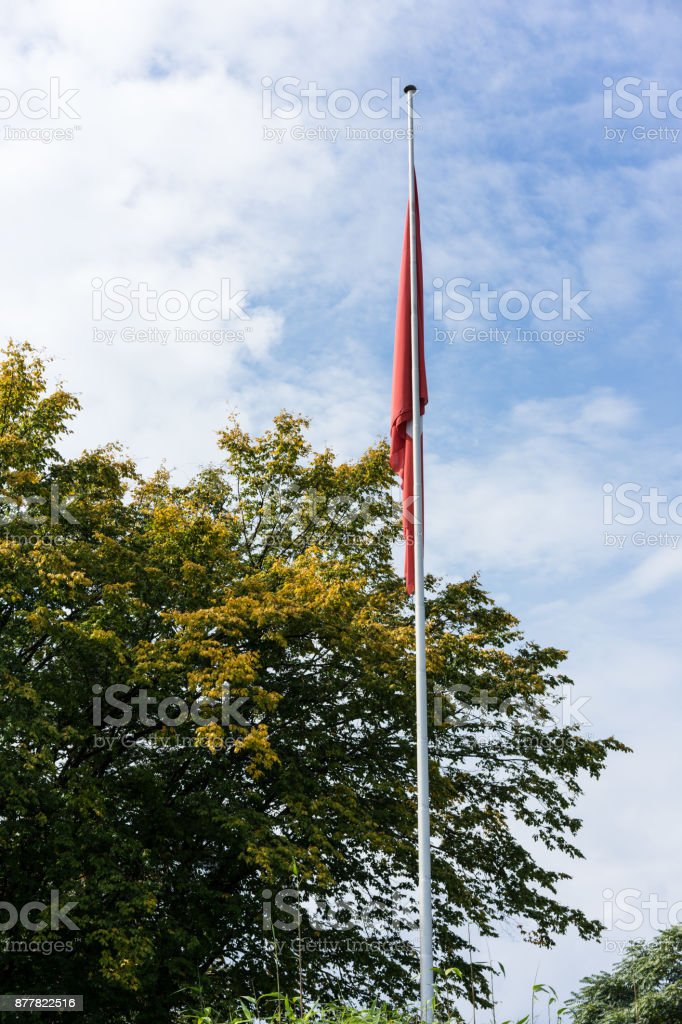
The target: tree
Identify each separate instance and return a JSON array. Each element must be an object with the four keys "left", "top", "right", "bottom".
[
  {"left": 0, "top": 341, "right": 628, "bottom": 1022},
  {"left": 567, "top": 927, "right": 682, "bottom": 1022}
]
